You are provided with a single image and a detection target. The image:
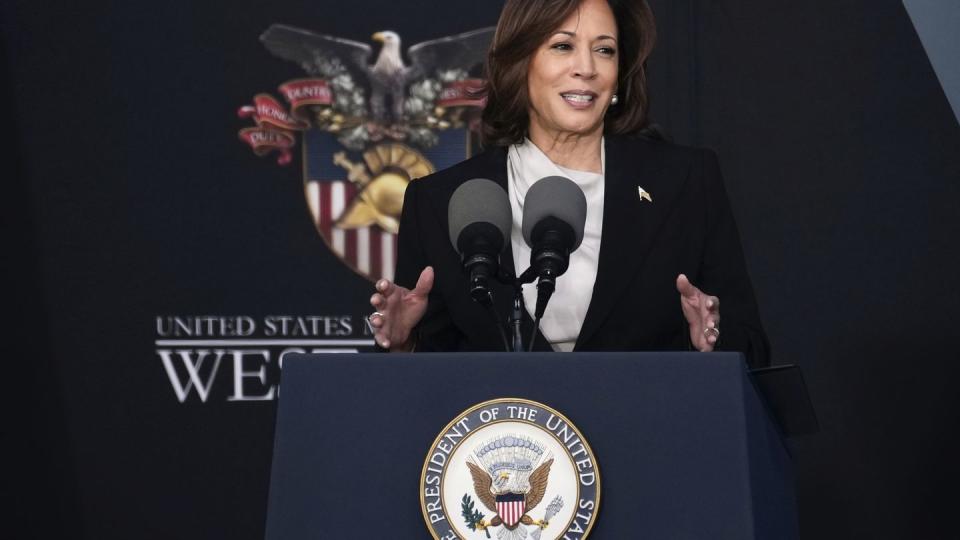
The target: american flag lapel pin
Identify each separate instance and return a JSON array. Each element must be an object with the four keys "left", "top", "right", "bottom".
[{"left": 638, "top": 186, "right": 652, "bottom": 202}]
